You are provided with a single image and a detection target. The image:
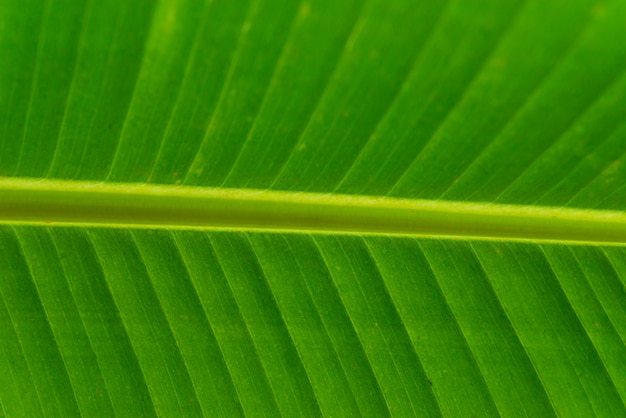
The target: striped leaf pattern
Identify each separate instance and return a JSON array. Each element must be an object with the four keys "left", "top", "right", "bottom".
[{"left": 1, "top": 0, "right": 626, "bottom": 416}]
